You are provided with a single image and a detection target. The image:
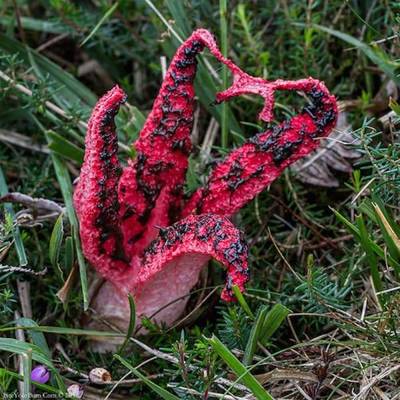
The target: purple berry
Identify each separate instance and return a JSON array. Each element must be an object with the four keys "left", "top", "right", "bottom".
[{"left": 31, "top": 365, "right": 50, "bottom": 384}]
